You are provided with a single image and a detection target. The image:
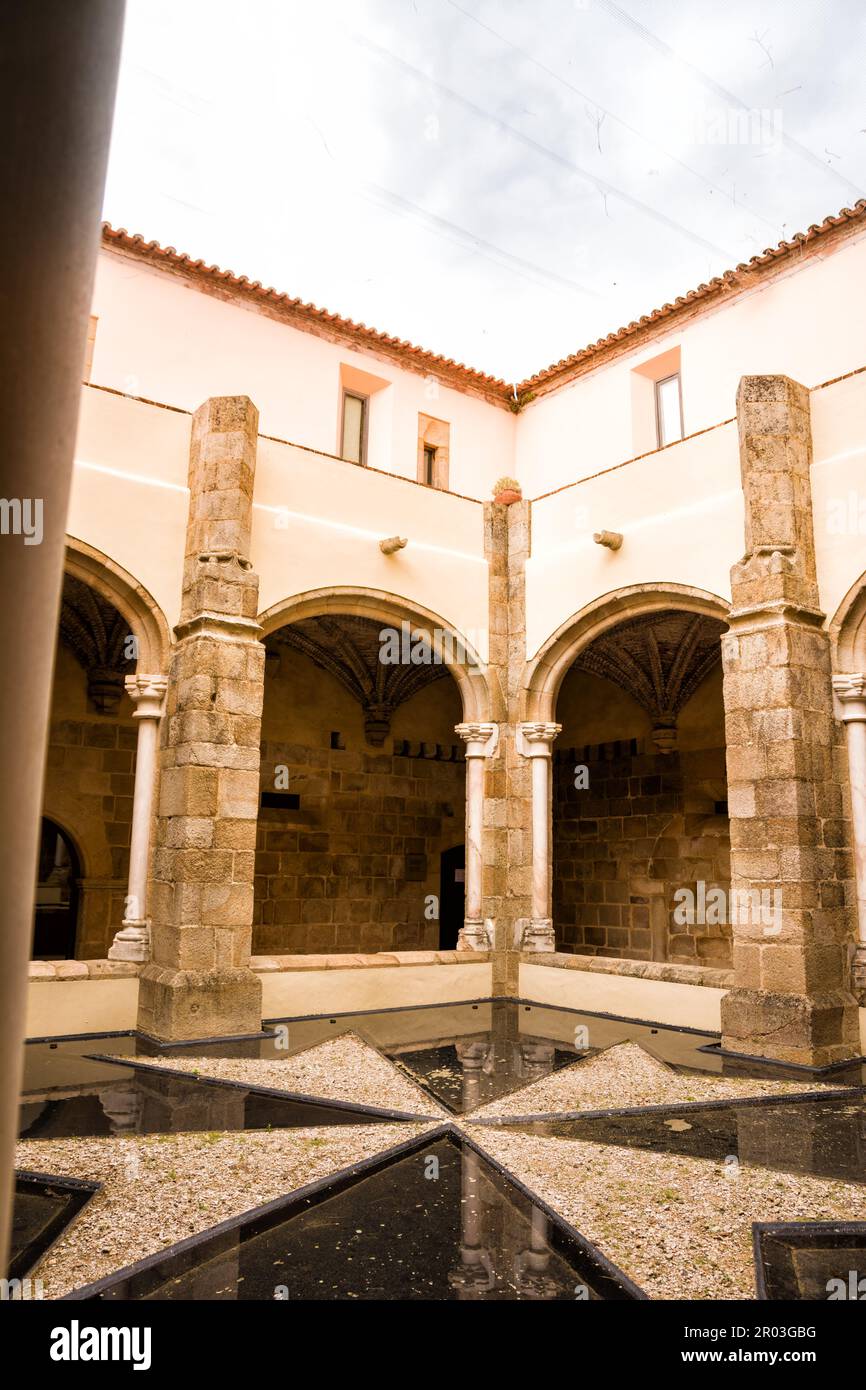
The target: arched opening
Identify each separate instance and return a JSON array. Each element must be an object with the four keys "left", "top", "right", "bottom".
[
  {"left": 527, "top": 587, "right": 731, "bottom": 967},
  {"left": 37, "top": 547, "right": 169, "bottom": 958},
  {"left": 256, "top": 592, "right": 489, "bottom": 956},
  {"left": 32, "top": 819, "right": 81, "bottom": 959}
]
